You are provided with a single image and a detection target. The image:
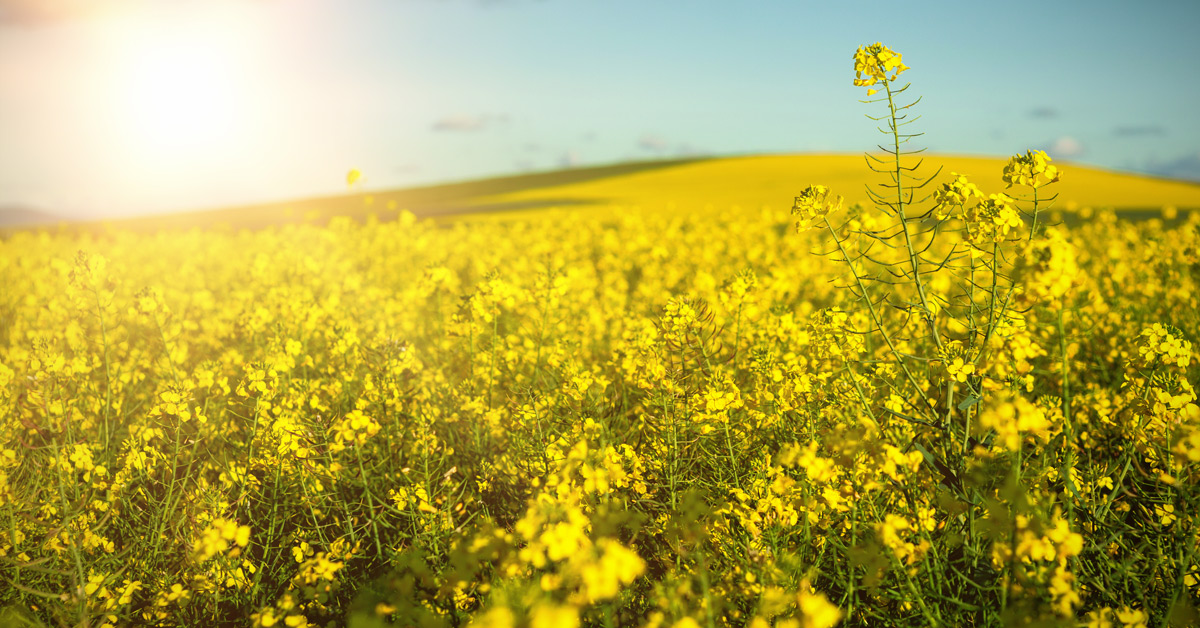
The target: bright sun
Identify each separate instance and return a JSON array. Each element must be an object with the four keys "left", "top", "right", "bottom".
[
  {"left": 121, "top": 39, "right": 237, "bottom": 153},
  {"left": 109, "top": 4, "right": 253, "bottom": 162}
]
